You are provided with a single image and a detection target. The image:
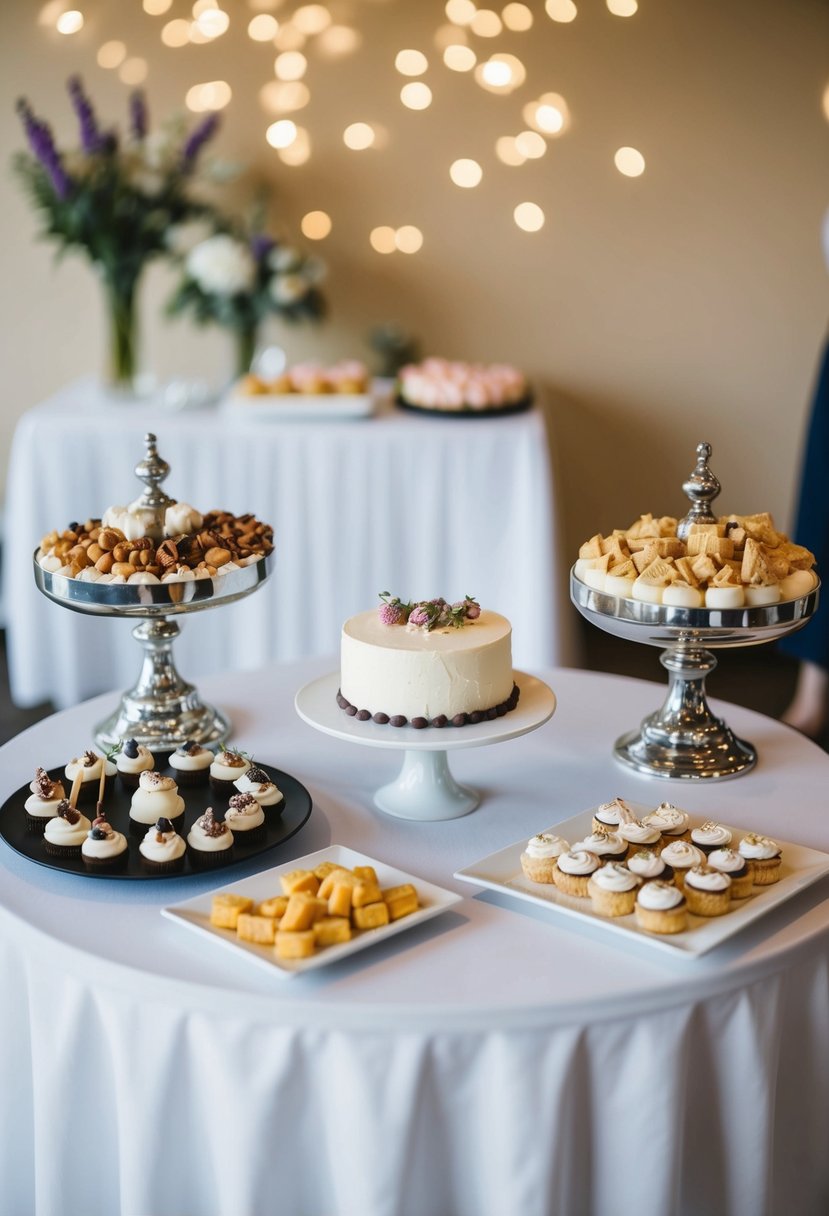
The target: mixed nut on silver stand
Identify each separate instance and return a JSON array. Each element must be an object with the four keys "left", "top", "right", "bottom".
[
  {"left": 33, "top": 434, "right": 274, "bottom": 754},
  {"left": 571, "top": 443, "right": 819, "bottom": 781}
]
